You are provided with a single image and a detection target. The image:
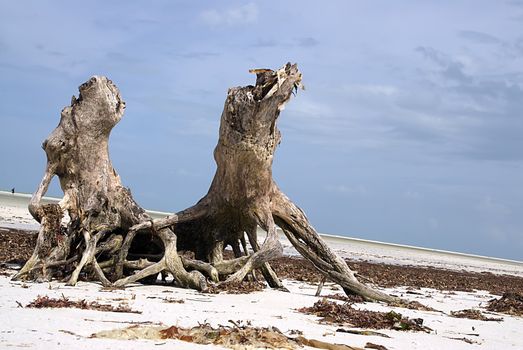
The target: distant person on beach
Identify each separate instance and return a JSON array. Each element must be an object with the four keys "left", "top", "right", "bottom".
[{"left": 11, "top": 188, "right": 15, "bottom": 194}]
